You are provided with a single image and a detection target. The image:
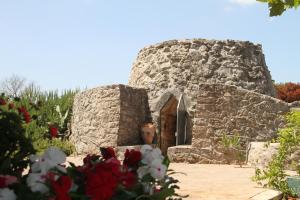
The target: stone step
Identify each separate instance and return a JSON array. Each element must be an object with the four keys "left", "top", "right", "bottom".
[{"left": 250, "top": 190, "right": 283, "bottom": 200}]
